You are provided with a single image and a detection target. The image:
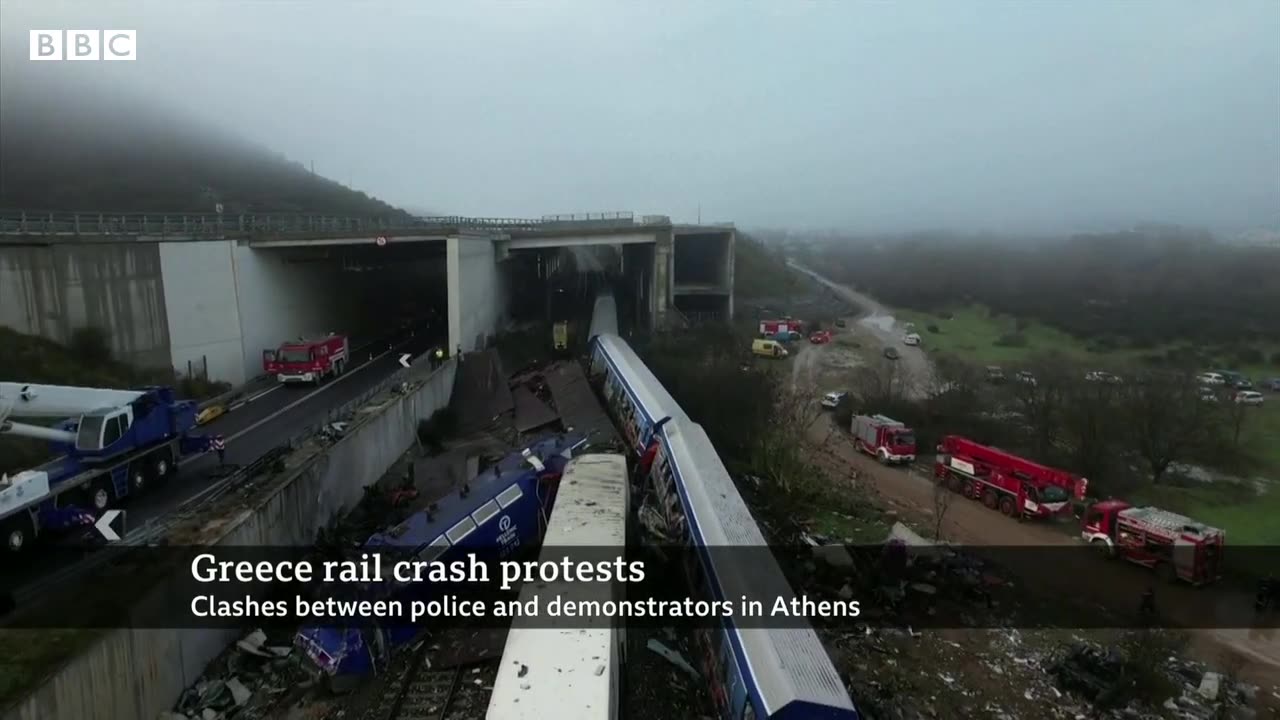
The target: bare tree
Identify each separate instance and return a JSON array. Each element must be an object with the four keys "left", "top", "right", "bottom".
[
  {"left": 1122, "top": 371, "right": 1221, "bottom": 484},
  {"left": 931, "top": 475, "right": 953, "bottom": 541},
  {"left": 1060, "top": 377, "right": 1121, "bottom": 487},
  {"left": 1011, "top": 356, "right": 1069, "bottom": 458},
  {"left": 1221, "top": 392, "right": 1252, "bottom": 452}
]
